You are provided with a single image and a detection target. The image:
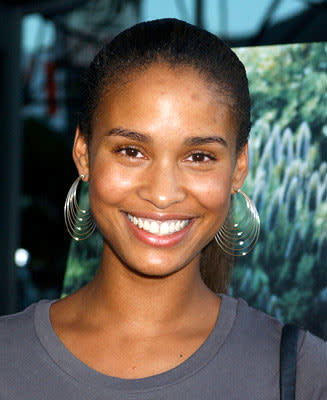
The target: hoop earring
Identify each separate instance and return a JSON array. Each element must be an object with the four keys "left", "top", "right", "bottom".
[
  {"left": 64, "top": 174, "right": 96, "bottom": 241},
  {"left": 214, "top": 188, "right": 260, "bottom": 256}
]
